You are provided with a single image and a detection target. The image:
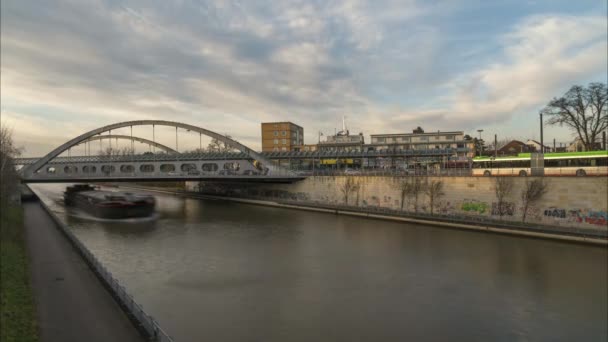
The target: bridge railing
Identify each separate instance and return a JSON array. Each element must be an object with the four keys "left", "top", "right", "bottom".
[
  {"left": 35, "top": 192, "right": 174, "bottom": 342},
  {"left": 23, "top": 167, "right": 303, "bottom": 179}
]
